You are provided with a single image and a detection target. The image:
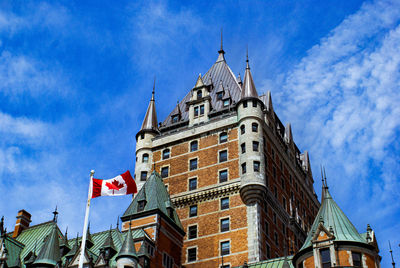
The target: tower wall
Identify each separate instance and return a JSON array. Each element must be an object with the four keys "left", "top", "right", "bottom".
[{"left": 135, "top": 132, "right": 155, "bottom": 192}]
